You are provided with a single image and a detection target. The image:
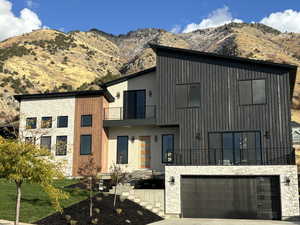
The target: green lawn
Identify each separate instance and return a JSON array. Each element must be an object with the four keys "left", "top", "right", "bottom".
[{"left": 0, "top": 179, "right": 89, "bottom": 223}]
